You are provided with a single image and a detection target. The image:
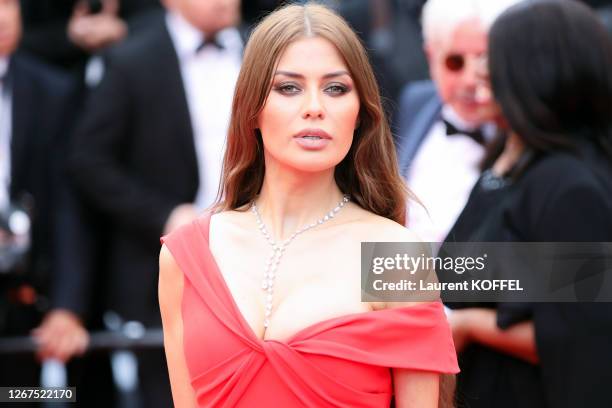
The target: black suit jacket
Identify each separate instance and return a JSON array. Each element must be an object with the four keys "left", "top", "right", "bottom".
[
  {"left": 395, "top": 80, "right": 442, "bottom": 177},
  {"left": 5, "top": 52, "right": 89, "bottom": 316},
  {"left": 70, "top": 12, "right": 199, "bottom": 325}
]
